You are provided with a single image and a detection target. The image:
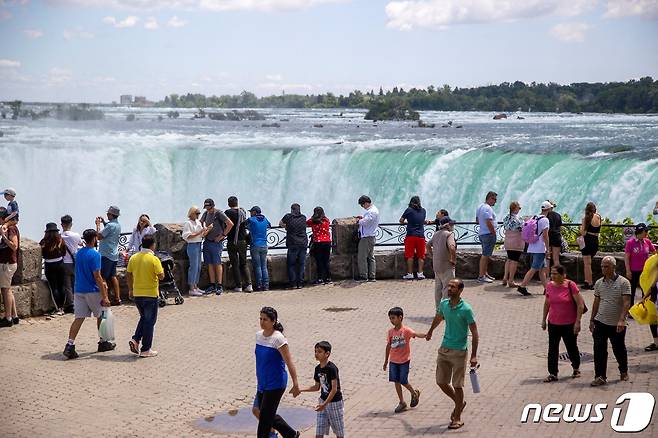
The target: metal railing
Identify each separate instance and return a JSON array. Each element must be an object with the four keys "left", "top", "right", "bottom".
[{"left": 117, "top": 222, "right": 656, "bottom": 253}]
